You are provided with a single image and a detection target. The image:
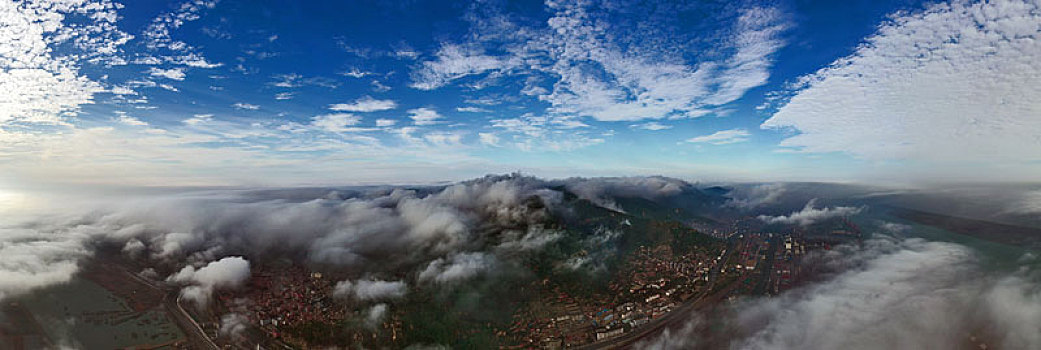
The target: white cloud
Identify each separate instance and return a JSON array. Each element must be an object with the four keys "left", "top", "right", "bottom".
[
  {"left": 375, "top": 119, "right": 396, "bottom": 127},
  {"left": 329, "top": 96, "right": 398, "bottom": 112},
  {"left": 490, "top": 114, "right": 604, "bottom": 151},
  {"left": 479, "top": 132, "right": 500, "bottom": 147},
  {"left": 423, "top": 131, "right": 464, "bottom": 146},
  {"left": 631, "top": 122, "right": 672, "bottom": 131},
  {"left": 148, "top": 67, "right": 186, "bottom": 80},
  {"left": 408, "top": 107, "right": 443, "bottom": 125},
  {"left": 274, "top": 92, "right": 294, "bottom": 100},
  {"left": 270, "top": 73, "right": 300, "bottom": 88},
  {"left": 686, "top": 128, "right": 750, "bottom": 145},
  {"left": 167, "top": 256, "right": 250, "bottom": 305},
  {"left": 757, "top": 198, "right": 863, "bottom": 226},
  {"left": 341, "top": 68, "right": 373, "bottom": 78},
  {"left": 418, "top": 252, "right": 496, "bottom": 284},
  {"left": 705, "top": 7, "right": 789, "bottom": 105},
  {"left": 457, "top": 106, "right": 491, "bottom": 113},
  {"left": 371, "top": 80, "right": 391, "bottom": 92},
  {"left": 142, "top": 0, "right": 221, "bottom": 68},
  {"left": 762, "top": 0, "right": 1041, "bottom": 166},
  {"left": 311, "top": 113, "right": 363, "bottom": 133},
  {"left": 411, "top": 3, "right": 788, "bottom": 122},
  {"left": 116, "top": 115, "right": 148, "bottom": 126},
  {"left": 0, "top": 0, "right": 130, "bottom": 125},
  {"left": 183, "top": 113, "right": 213, "bottom": 125},
  {"left": 0, "top": 225, "right": 89, "bottom": 300},
  {"left": 410, "top": 44, "right": 517, "bottom": 90},
  {"left": 690, "top": 238, "right": 1041, "bottom": 350},
  {"left": 232, "top": 102, "right": 259, "bottom": 110},
  {"left": 110, "top": 85, "right": 137, "bottom": 95}
]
